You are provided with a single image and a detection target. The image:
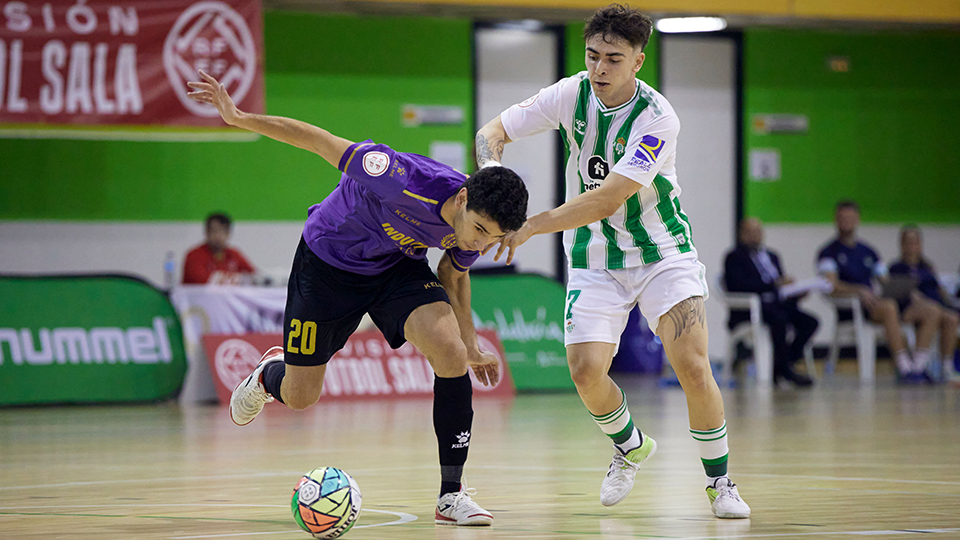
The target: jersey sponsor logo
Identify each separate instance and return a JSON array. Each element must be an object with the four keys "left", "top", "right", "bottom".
[
  {"left": 363, "top": 151, "right": 390, "bottom": 177},
  {"left": 381, "top": 223, "right": 429, "bottom": 253},
  {"left": 587, "top": 155, "right": 609, "bottom": 180},
  {"left": 441, "top": 233, "right": 458, "bottom": 249},
  {"left": 626, "top": 135, "right": 664, "bottom": 172},
  {"left": 164, "top": 1, "right": 258, "bottom": 117},
  {"left": 518, "top": 93, "right": 539, "bottom": 108}
]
